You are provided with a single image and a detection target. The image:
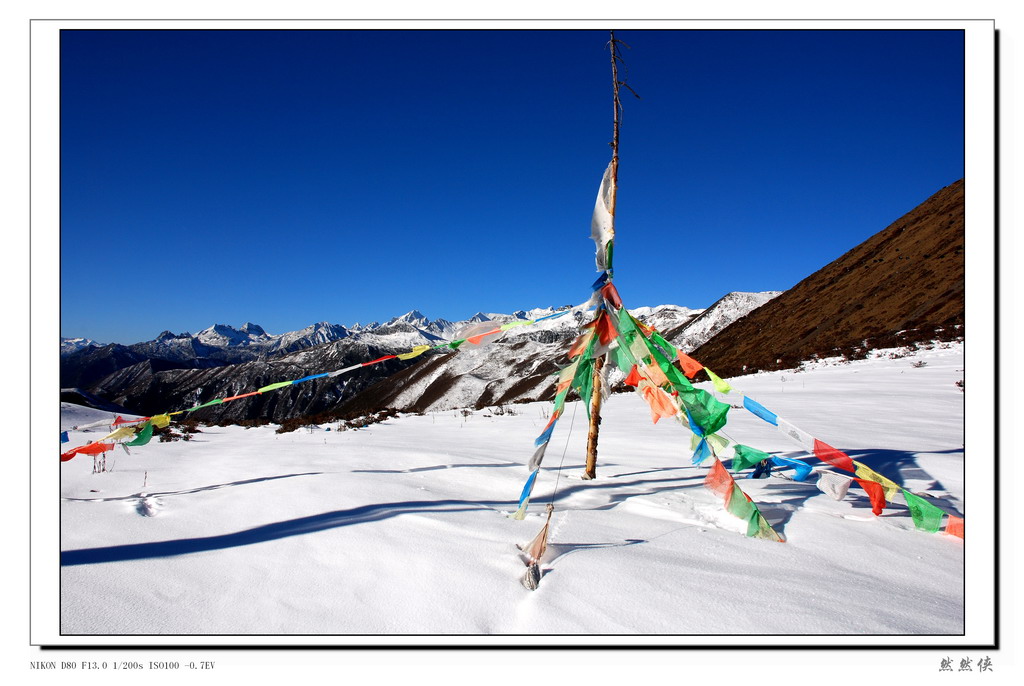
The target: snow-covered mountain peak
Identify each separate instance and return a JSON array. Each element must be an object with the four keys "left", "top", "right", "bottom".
[
  {"left": 389, "top": 310, "right": 432, "bottom": 328},
  {"left": 240, "top": 322, "right": 267, "bottom": 336},
  {"left": 60, "top": 337, "right": 103, "bottom": 356}
]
